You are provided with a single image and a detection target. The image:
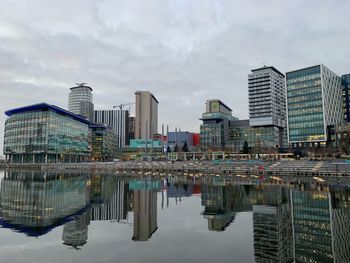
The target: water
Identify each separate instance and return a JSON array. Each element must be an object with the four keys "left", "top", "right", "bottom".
[{"left": 0, "top": 169, "right": 349, "bottom": 263}]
